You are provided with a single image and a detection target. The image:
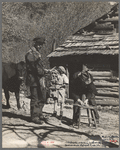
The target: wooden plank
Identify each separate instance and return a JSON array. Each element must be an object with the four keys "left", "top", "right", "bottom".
[
  {"left": 104, "top": 16, "right": 119, "bottom": 22},
  {"left": 65, "top": 43, "right": 73, "bottom": 47},
  {"left": 70, "top": 40, "right": 119, "bottom": 48},
  {"left": 103, "top": 41, "right": 118, "bottom": 46},
  {"left": 93, "top": 77, "right": 110, "bottom": 80},
  {"left": 73, "top": 104, "right": 96, "bottom": 109},
  {"left": 98, "top": 16, "right": 119, "bottom": 23},
  {"left": 65, "top": 98, "right": 119, "bottom": 106},
  {"left": 93, "top": 76, "right": 119, "bottom": 82},
  {"left": 88, "top": 46, "right": 106, "bottom": 50},
  {"left": 76, "top": 42, "right": 93, "bottom": 47},
  {"left": 96, "top": 31, "right": 114, "bottom": 35},
  {"left": 93, "top": 23, "right": 114, "bottom": 30},
  {"left": 74, "top": 37, "right": 103, "bottom": 42},
  {"left": 95, "top": 96, "right": 119, "bottom": 100},
  {"left": 94, "top": 81, "right": 119, "bottom": 87},
  {"left": 81, "top": 32, "right": 95, "bottom": 36},
  {"left": 88, "top": 45, "right": 119, "bottom": 50},
  {"left": 75, "top": 36, "right": 84, "bottom": 40},
  {"left": 96, "top": 91, "right": 119, "bottom": 98},
  {"left": 107, "top": 45, "right": 119, "bottom": 49},
  {"left": 95, "top": 100, "right": 119, "bottom": 106},
  {"left": 105, "top": 36, "right": 119, "bottom": 41},
  {"left": 89, "top": 71, "right": 112, "bottom": 77},
  {"left": 73, "top": 43, "right": 82, "bottom": 47},
  {"left": 93, "top": 34, "right": 106, "bottom": 38},
  {"left": 96, "top": 87, "right": 119, "bottom": 92}
]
